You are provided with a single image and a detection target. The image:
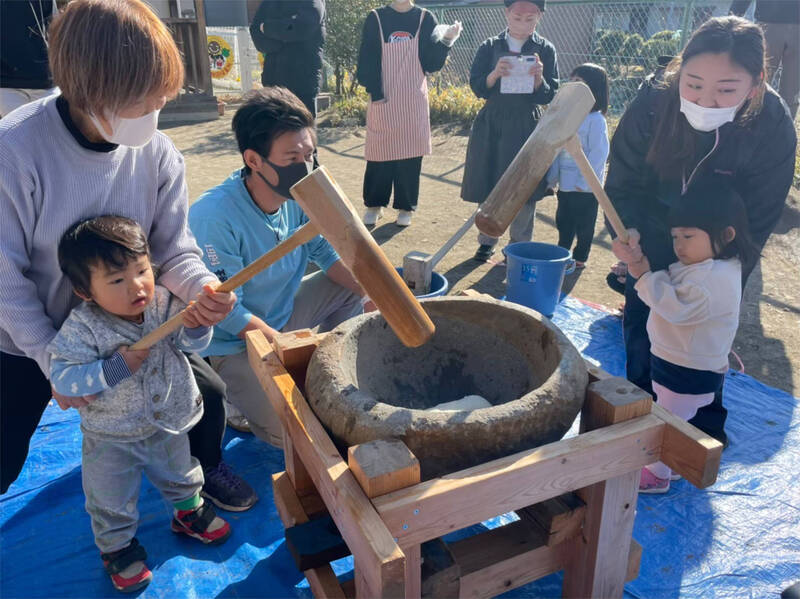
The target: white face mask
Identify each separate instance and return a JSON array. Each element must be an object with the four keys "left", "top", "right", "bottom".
[
  {"left": 679, "top": 96, "right": 743, "bottom": 132},
  {"left": 89, "top": 109, "right": 160, "bottom": 147}
]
